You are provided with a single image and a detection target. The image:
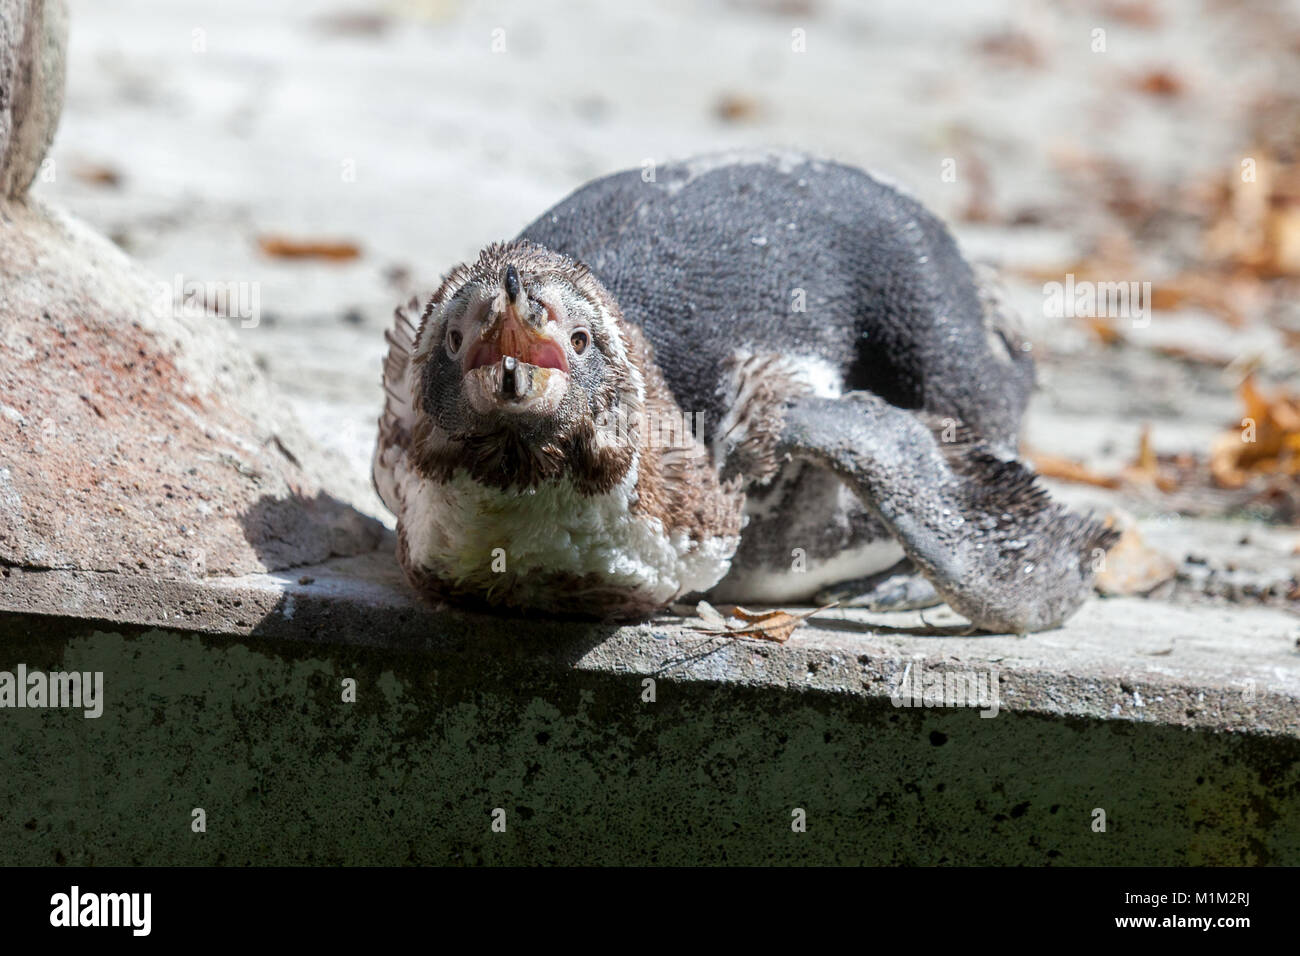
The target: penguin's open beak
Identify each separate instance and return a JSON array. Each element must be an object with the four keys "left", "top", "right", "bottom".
[
  {"left": 464, "top": 309, "right": 569, "bottom": 382},
  {"left": 461, "top": 265, "right": 569, "bottom": 411}
]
